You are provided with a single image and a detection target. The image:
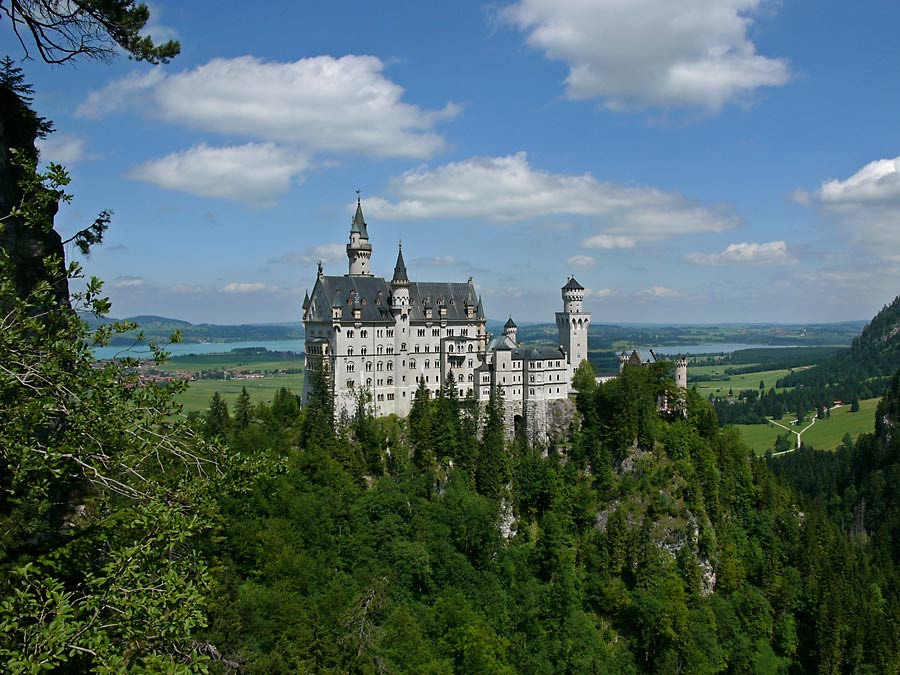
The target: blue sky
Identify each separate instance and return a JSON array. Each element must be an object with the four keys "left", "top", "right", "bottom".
[{"left": 8, "top": 0, "right": 900, "bottom": 324}]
